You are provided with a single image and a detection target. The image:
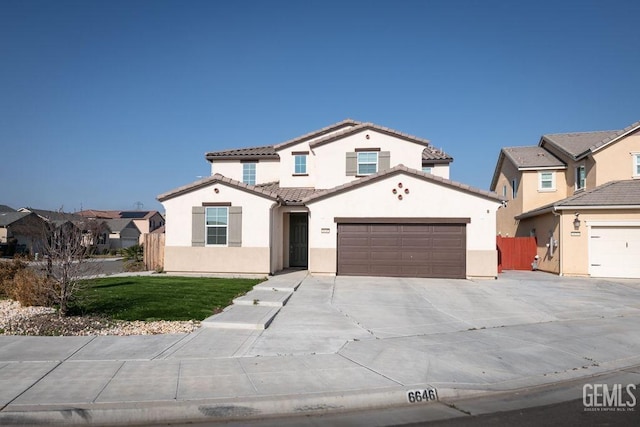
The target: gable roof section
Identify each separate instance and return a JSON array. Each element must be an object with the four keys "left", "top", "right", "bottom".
[
  {"left": 304, "top": 164, "right": 502, "bottom": 204},
  {"left": 309, "top": 122, "right": 429, "bottom": 148},
  {"left": 0, "top": 205, "right": 16, "bottom": 213},
  {"left": 21, "top": 208, "right": 84, "bottom": 222},
  {"left": 489, "top": 146, "right": 566, "bottom": 191},
  {"left": 516, "top": 179, "right": 640, "bottom": 219},
  {"left": 255, "top": 182, "right": 319, "bottom": 205},
  {"left": 157, "top": 174, "right": 280, "bottom": 203},
  {"left": 273, "top": 119, "right": 360, "bottom": 150},
  {"left": 0, "top": 211, "right": 30, "bottom": 227},
  {"left": 540, "top": 119, "right": 640, "bottom": 160},
  {"left": 106, "top": 219, "right": 139, "bottom": 233}
]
